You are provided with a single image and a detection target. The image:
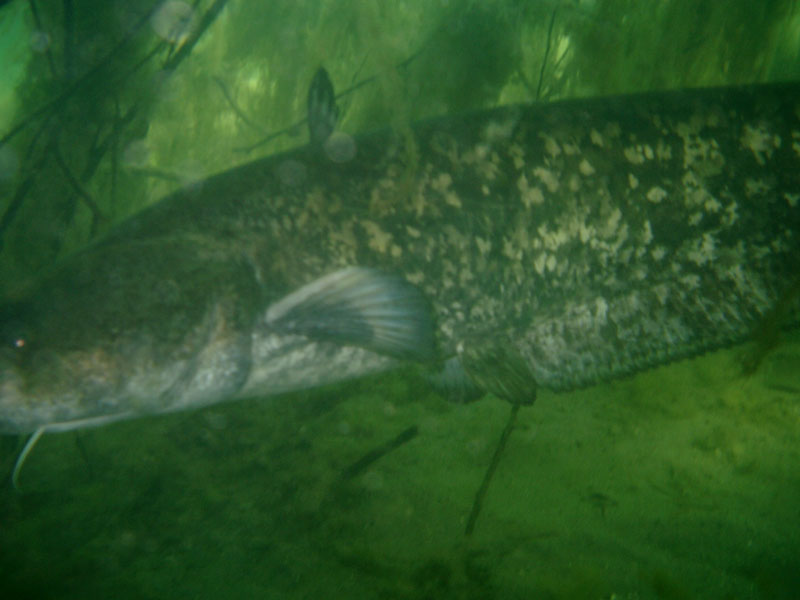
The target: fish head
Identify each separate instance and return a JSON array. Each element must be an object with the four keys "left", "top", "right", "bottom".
[
  {"left": 0, "top": 301, "right": 29, "bottom": 430},
  {"left": 0, "top": 264, "right": 163, "bottom": 433},
  {"left": 0, "top": 240, "right": 258, "bottom": 434},
  {"left": 0, "top": 292, "right": 118, "bottom": 432}
]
